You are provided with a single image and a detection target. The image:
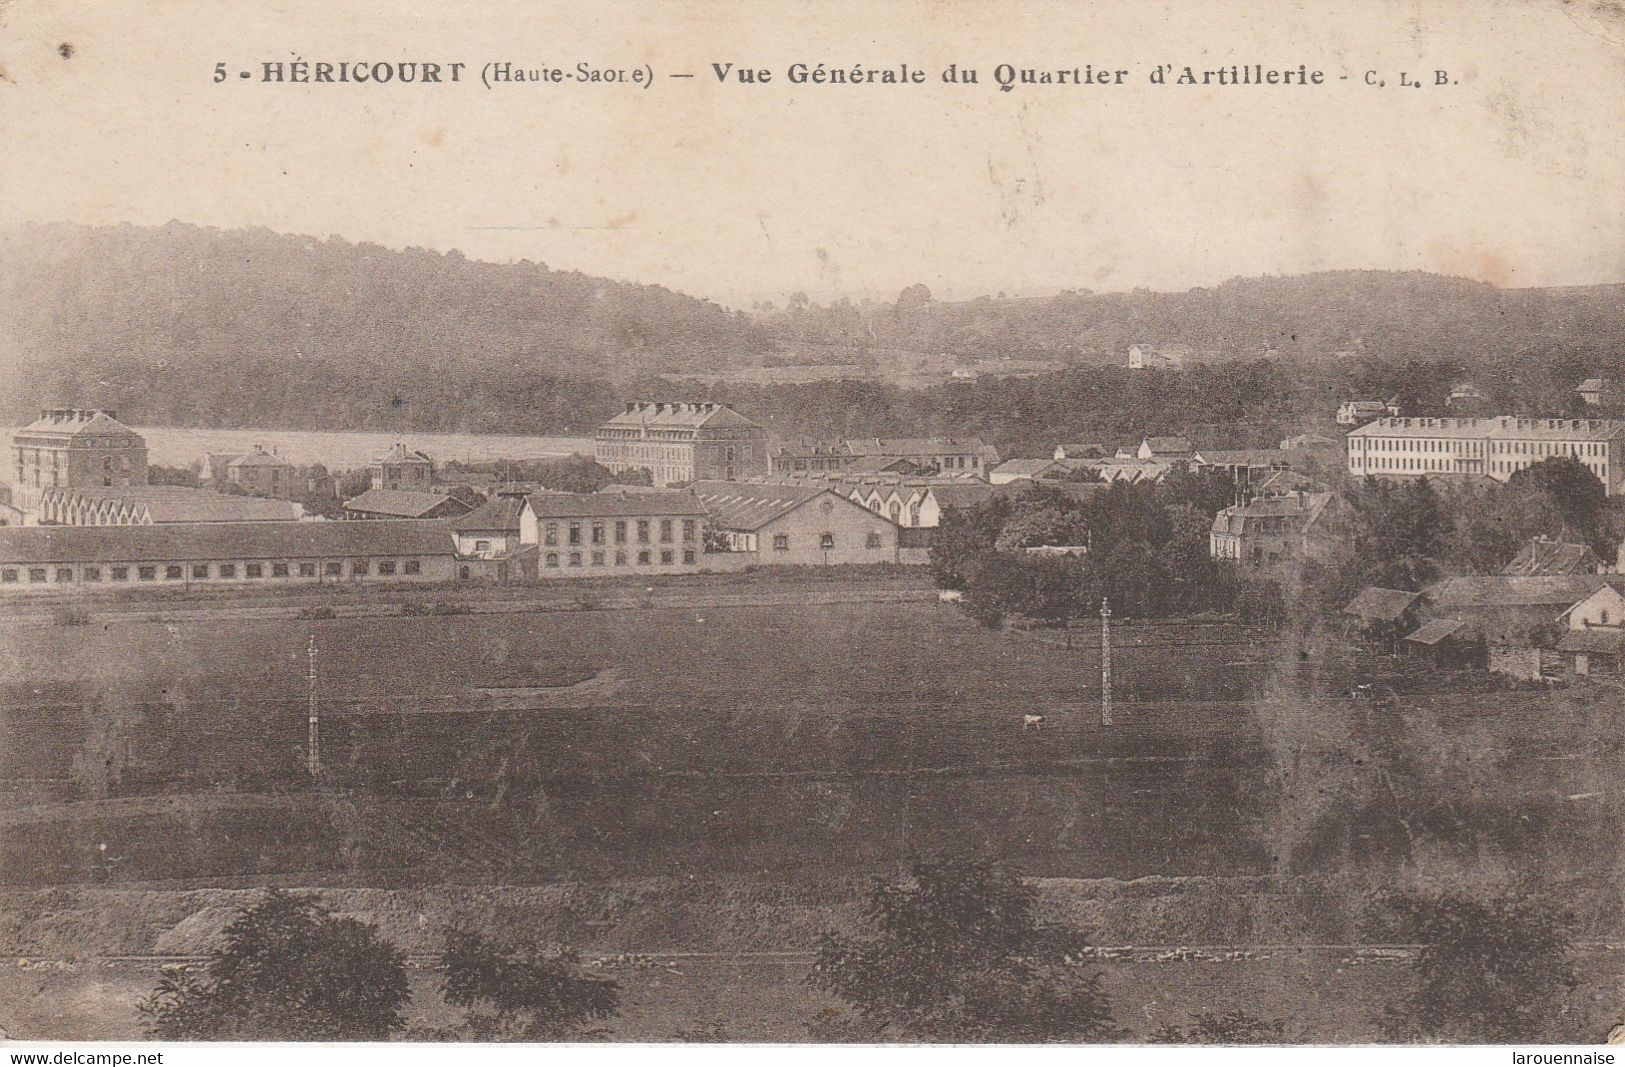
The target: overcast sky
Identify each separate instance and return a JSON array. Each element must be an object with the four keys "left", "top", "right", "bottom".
[{"left": 2, "top": 0, "right": 1622, "bottom": 306}]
